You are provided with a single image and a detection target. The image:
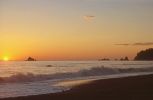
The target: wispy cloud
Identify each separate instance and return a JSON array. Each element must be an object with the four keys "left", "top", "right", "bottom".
[
  {"left": 115, "top": 43, "right": 130, "bottom": 46},
  {"left": 115, "top": 42, "right": 153, "bottom": 46},
  {"left": 133, "top": 42, "right": 153, "bottom": 46},
  {"left": 83, "top": 15, "right": 95, "bottom": 22}
]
